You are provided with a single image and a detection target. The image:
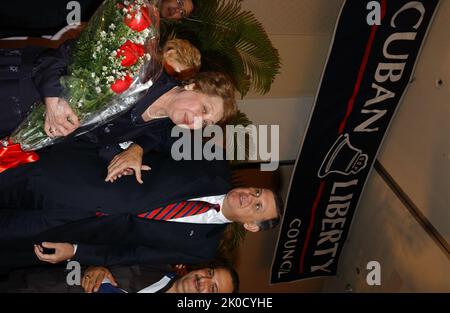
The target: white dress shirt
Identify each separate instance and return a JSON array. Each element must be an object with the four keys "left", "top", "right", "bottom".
[
  {"left": 168, "top": 194, "right": 231, "bottom": 224},
  {"left": 101, "top": 274, "right": 174, "bottom": 293}
]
